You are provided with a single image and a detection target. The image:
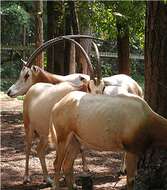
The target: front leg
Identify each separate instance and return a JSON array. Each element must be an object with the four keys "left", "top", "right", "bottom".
[{"left": 23, "top": 129, "right": 33, "bottom": 184}]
